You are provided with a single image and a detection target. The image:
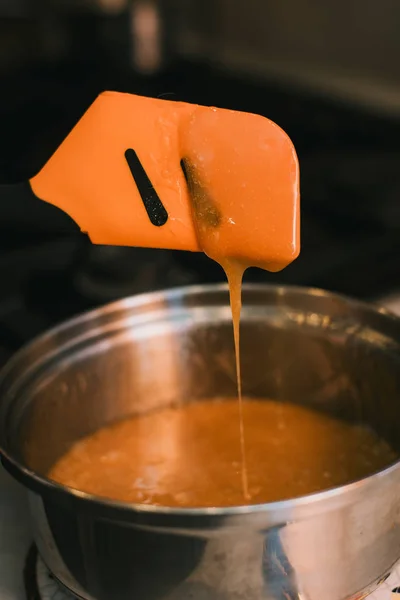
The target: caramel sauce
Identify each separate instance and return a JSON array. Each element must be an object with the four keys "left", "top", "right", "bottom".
[
  {"left": 49, "top": 399, "right": 396, "bottom": 507},
  {"left": 42, "top": 100, "right": 393, "bottom": 508},
  {"left": 32, "top": 93, "right": 300, "bottom": 505},
  {"left": 38, "top": 92, "right": 390, "bottom": 509}
]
